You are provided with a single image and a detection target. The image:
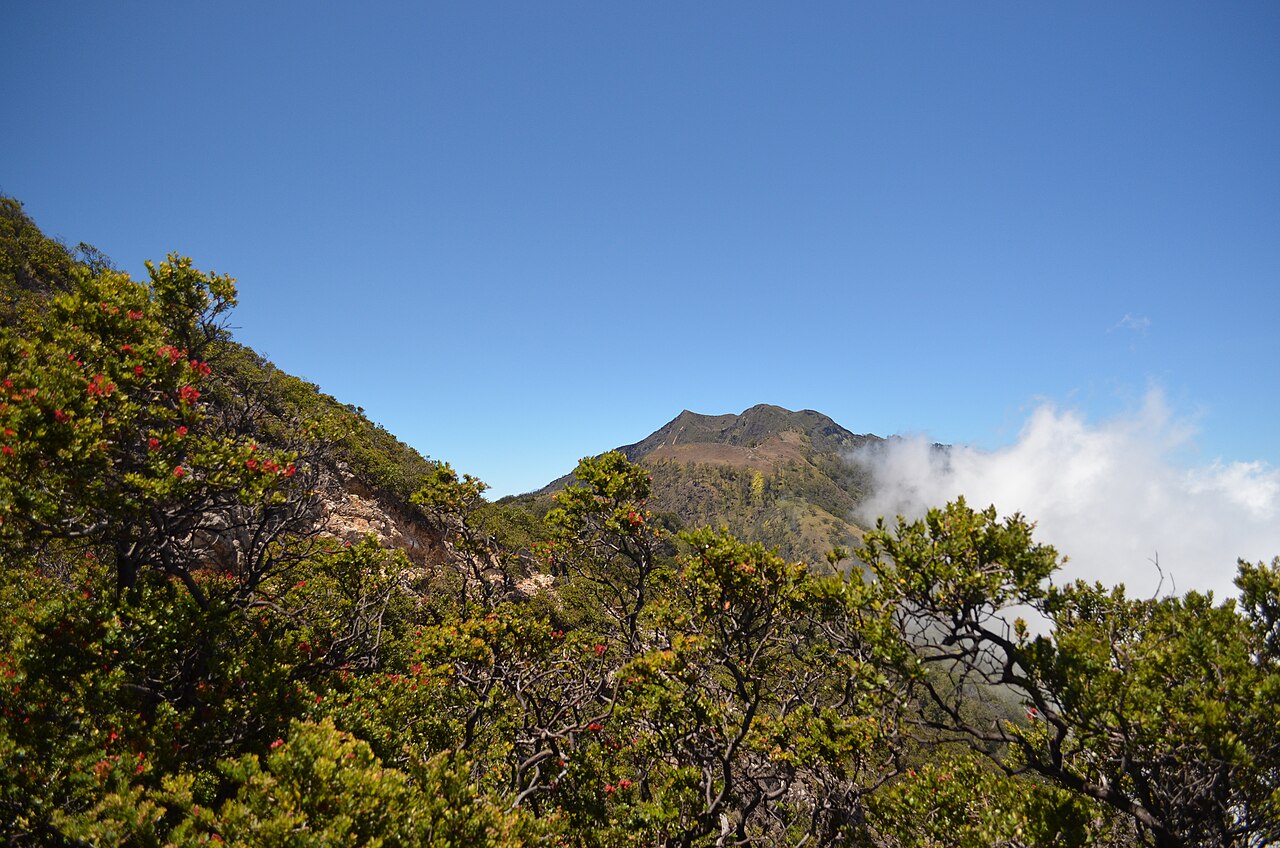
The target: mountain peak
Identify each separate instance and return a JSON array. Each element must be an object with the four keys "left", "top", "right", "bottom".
[{"left": 620, "top": 404, "right": 867, "bottom": 460}]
